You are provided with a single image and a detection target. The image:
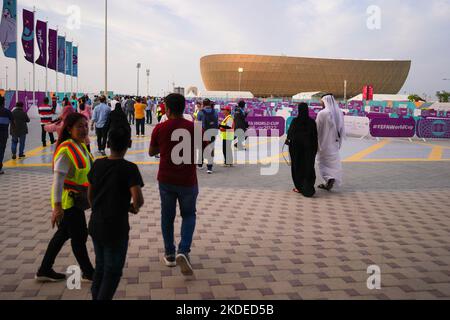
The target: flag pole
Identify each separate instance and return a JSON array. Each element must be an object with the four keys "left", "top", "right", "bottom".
[
  {"left": 105, "top": 0, "right": 108, "bottom": 98},
  {"left": 45, "top": 18, "right": 48, "bottom": 98},
  {"left": 64, "top": 33, "right": 66, "bottom": 99},
  {"left": 70, "top": 39, "right": 73, "bottom": 97},
  {"left": 77, "top": 44, "right": 79, "bottom": 94},
  {"left": 15, "top": 0, "right": 18, "bottom": 104},
  {"left": 33, "top": 6, "right": 36, "bottom": 107},
  {"left": 55, "top": 26, "right": 58, "bottom": 99}
]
